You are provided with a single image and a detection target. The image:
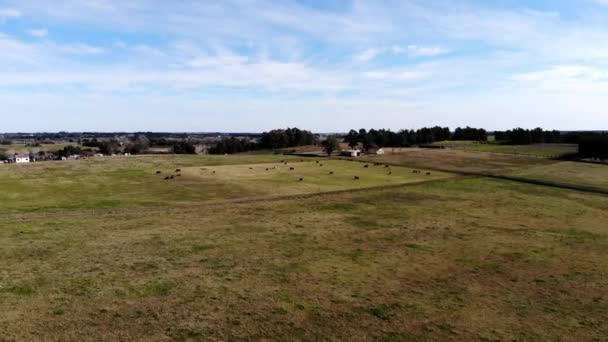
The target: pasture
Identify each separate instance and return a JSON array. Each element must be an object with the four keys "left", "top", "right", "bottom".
[
  {"left": 358, "top": 148, "right": 554, "bottom": 174},
  {"left": 1, "top": 151, "right": 607, "bottom": 341},
  {"left": 460, "top": 143, "right": 578, "bottom": 158},
  {"left": 0, "top": 156, "right": 450, "bottom": 215}
]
